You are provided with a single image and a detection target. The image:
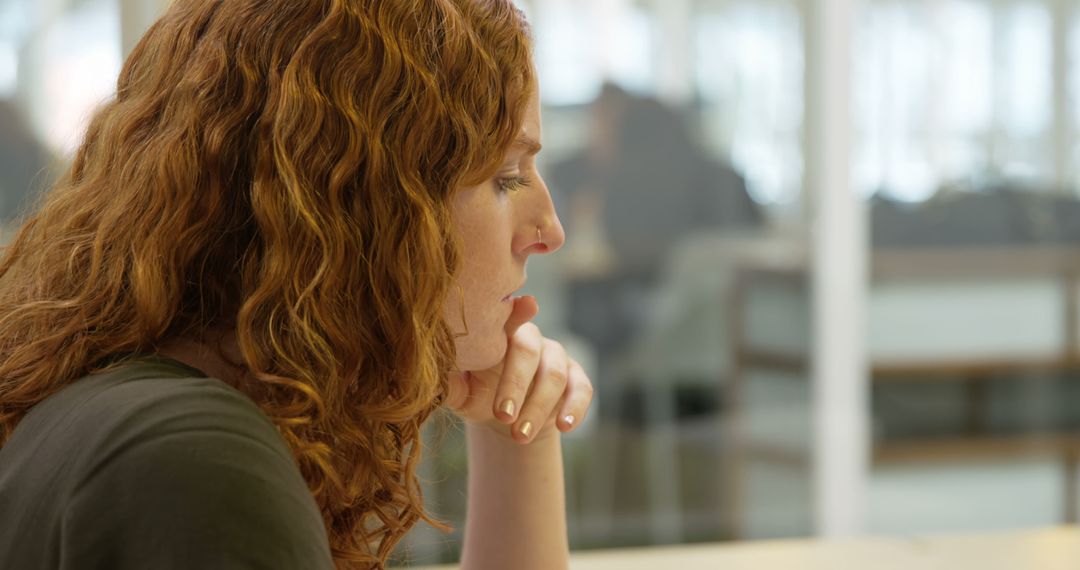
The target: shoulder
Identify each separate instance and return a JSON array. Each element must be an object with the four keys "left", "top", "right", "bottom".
[
  {"left": 62, "top": 407, "right": 334, "bottom": 569},
  {"left": 81, "top": 359, "right": 290, "bottom": 458},
  {"left": 13, "top": 357, "right": 292, "bottom": 471},
  {"left": 2, "top": 357, "right": 335, "bottom": 569}
]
